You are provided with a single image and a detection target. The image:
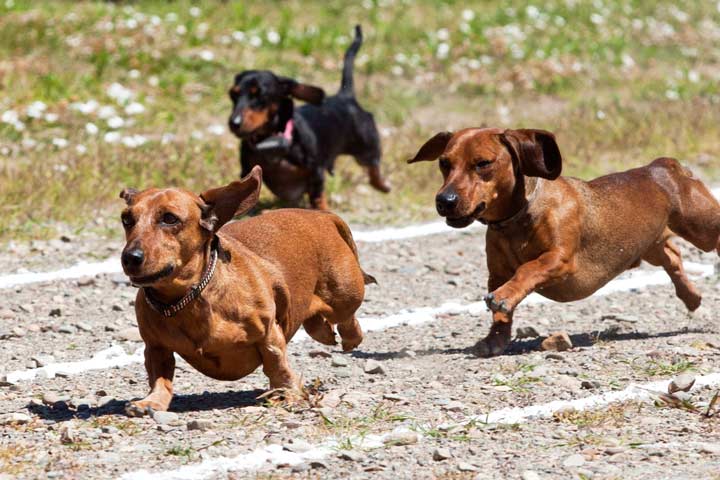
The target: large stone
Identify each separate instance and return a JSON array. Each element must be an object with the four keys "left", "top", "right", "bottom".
[
  {"left": 152, "top": 410, "right": 180, "bottom": 425},
  {"left": 364, "top": 359, "right": 385, "bottom": 375},
  {"left": 540, "top": 332, "right": 573, "bottom": 352},
  {"left": 668, "top": 373, "right": 695, "bottom": 394},
  {"left": 383, "top": 430, "right": 419, "bottom": 446}
]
